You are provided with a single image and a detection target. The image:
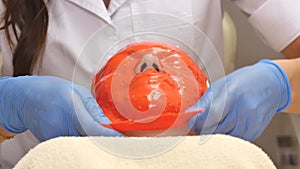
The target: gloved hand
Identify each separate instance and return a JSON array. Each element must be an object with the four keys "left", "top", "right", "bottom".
[
  {"left": 188, "top": 59, "right": 291, "bottom": 141},
  {"left": 0, "top": 76, "right": 122, "bottom": 141}
]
